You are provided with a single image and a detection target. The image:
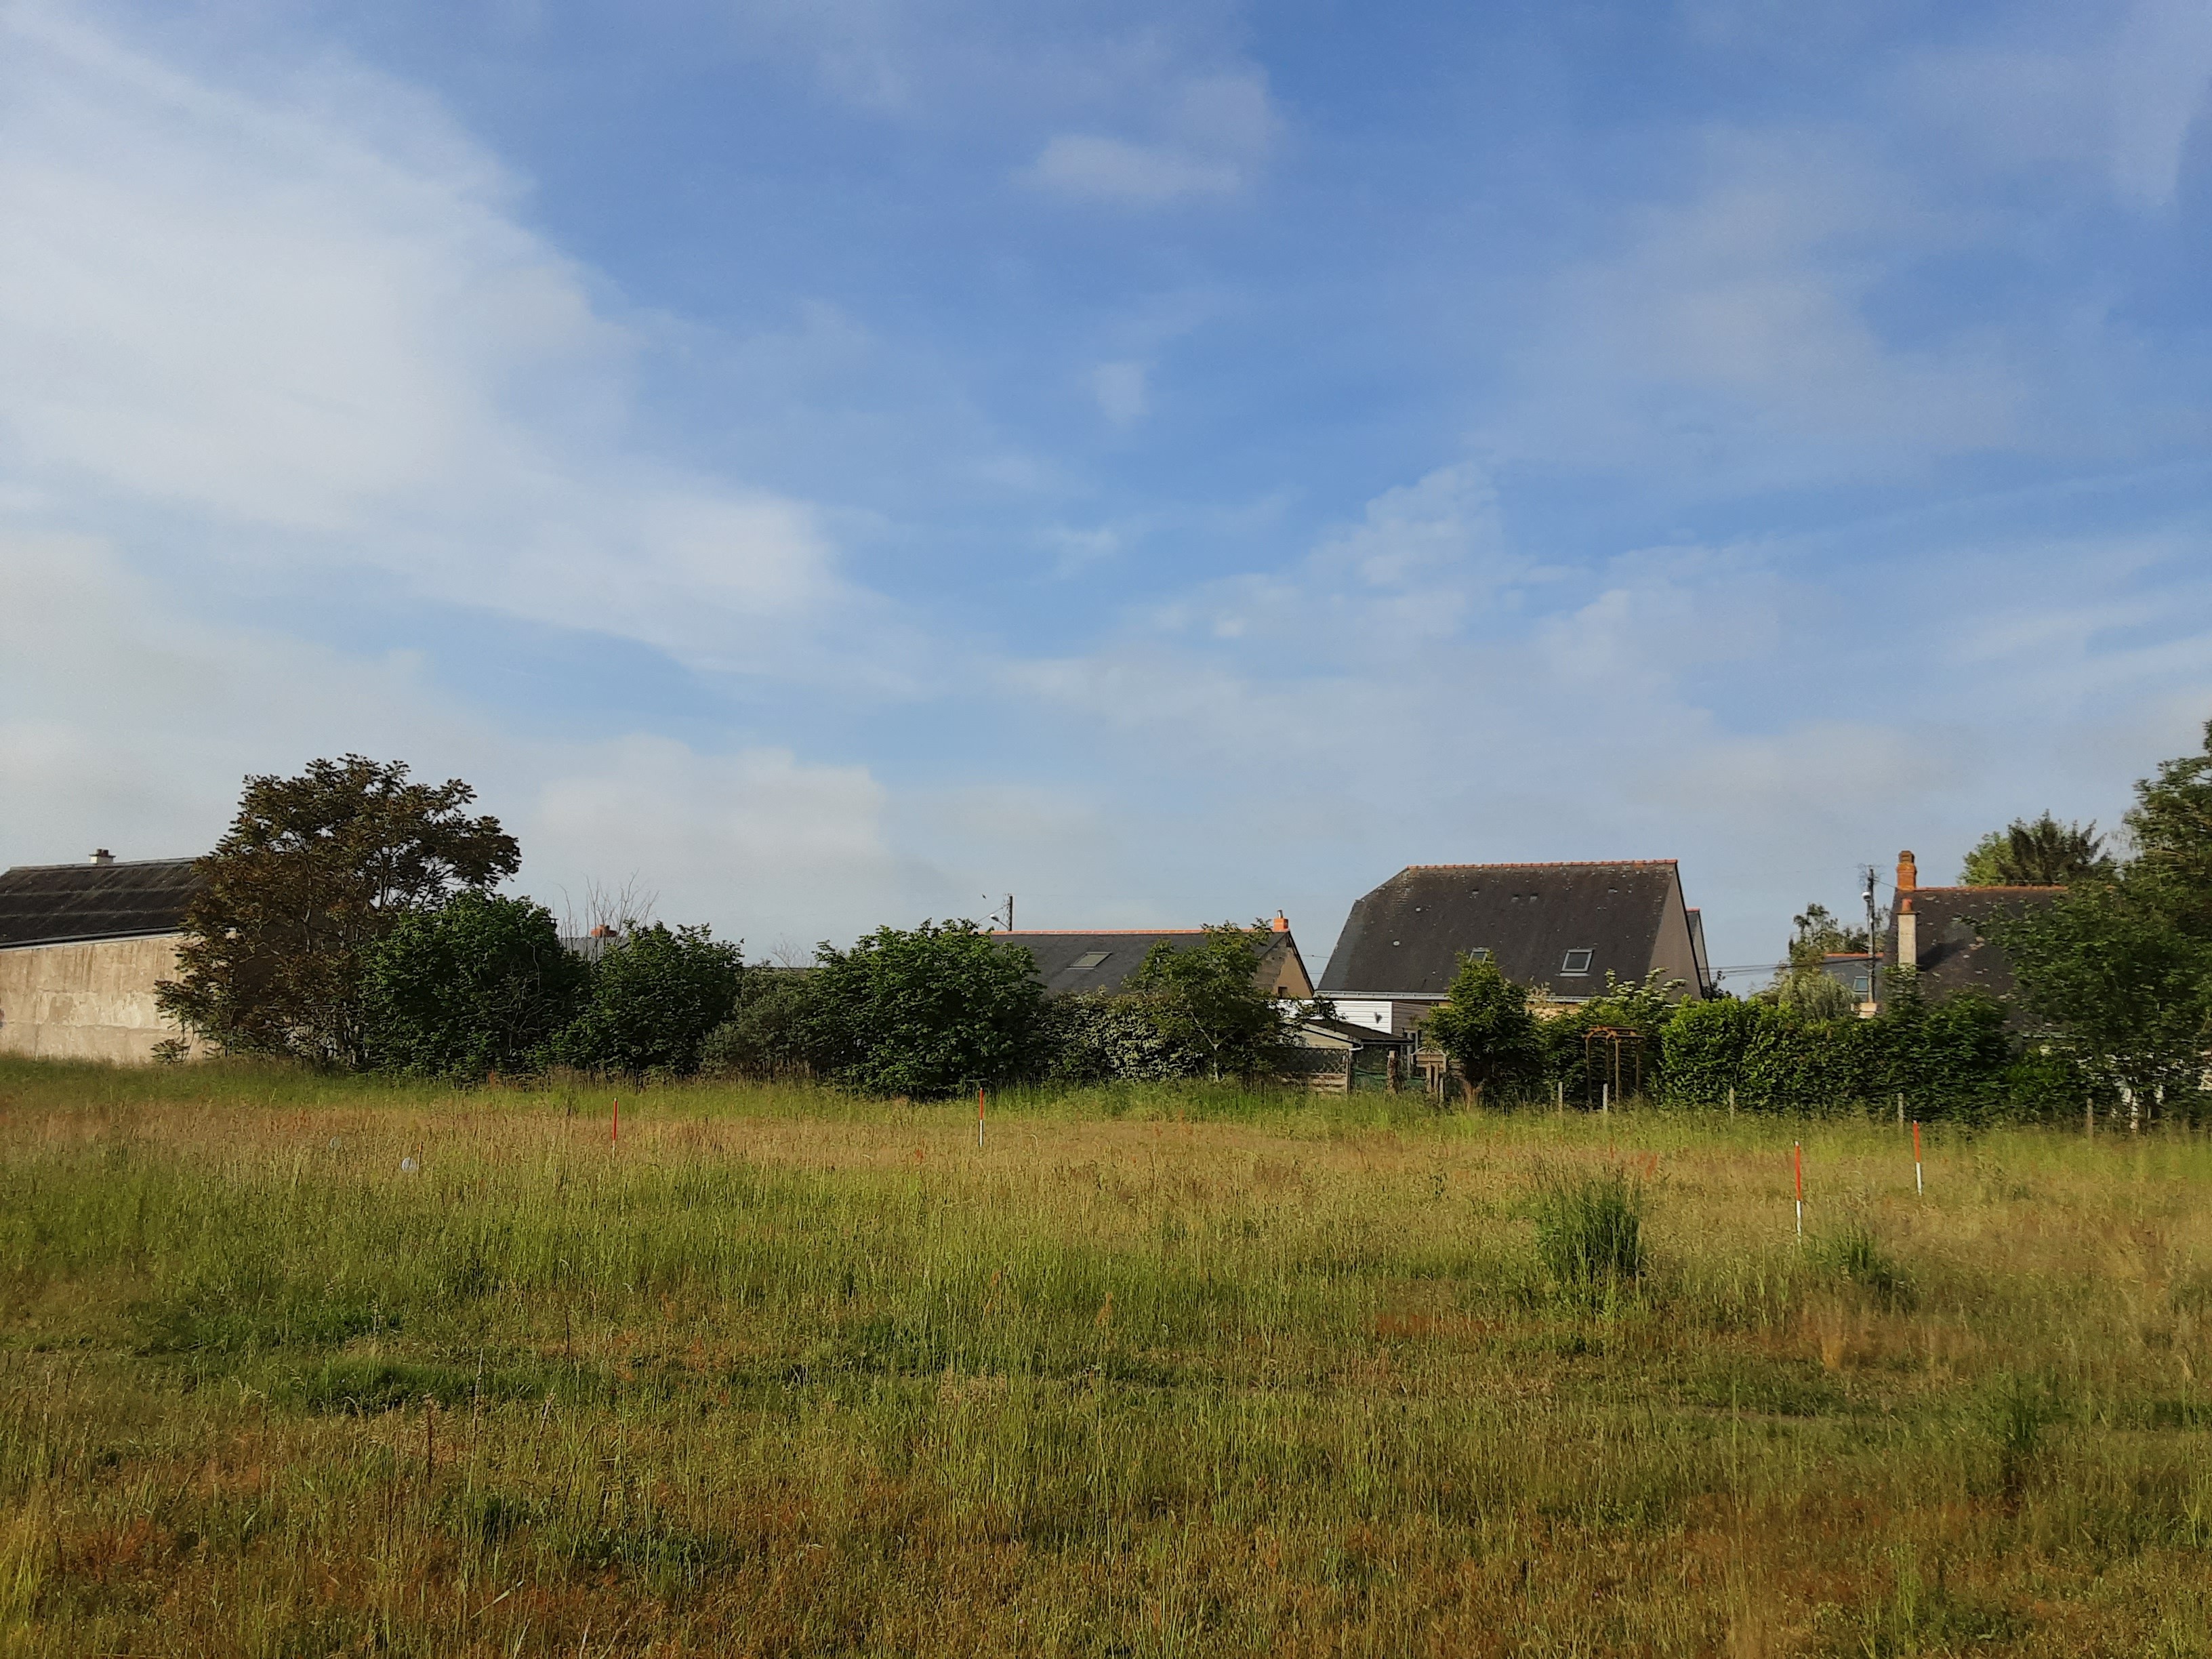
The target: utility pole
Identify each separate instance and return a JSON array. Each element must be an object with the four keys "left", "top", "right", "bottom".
[{"left": 1862, "top": 865, "right": 1881, "bottom": 1015}]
